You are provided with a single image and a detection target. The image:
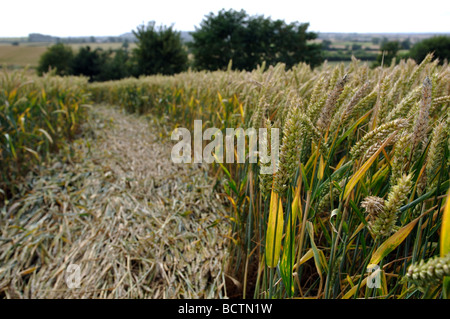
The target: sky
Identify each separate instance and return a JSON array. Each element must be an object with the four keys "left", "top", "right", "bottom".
[{"left": 2, "top": 0, "right": 449, "bottom": 37}]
